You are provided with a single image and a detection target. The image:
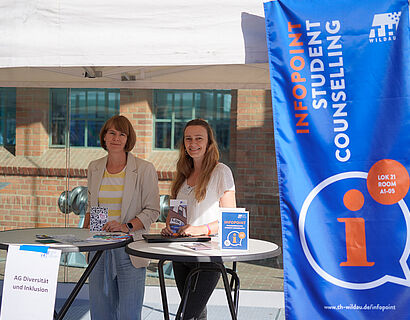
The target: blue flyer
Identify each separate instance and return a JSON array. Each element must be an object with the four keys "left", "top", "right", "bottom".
[{"left": 219, "top": 209, "right": 249, "bottom": 250}]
